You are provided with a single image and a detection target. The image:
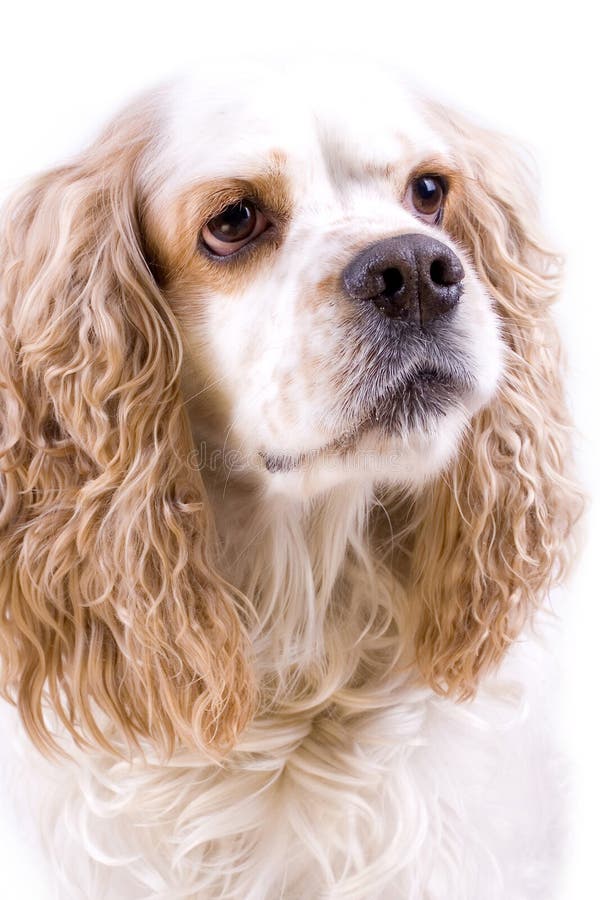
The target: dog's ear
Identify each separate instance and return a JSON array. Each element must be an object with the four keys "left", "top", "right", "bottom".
[
  {"left": 0, "top": 98, "right": 255, "bottom": 757},
  {"left": 407, "top": 101, "right": 582, "bottom": 697}
]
